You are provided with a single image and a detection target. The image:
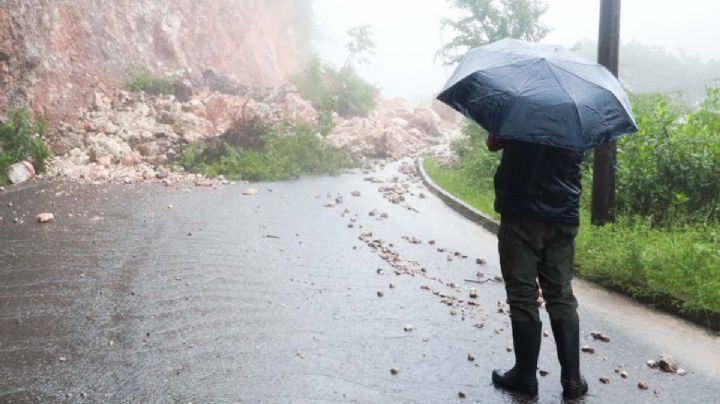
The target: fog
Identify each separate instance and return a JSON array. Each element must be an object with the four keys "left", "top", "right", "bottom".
[{"left": 313, "top": 0, "right": 720, "bottom": 103}]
